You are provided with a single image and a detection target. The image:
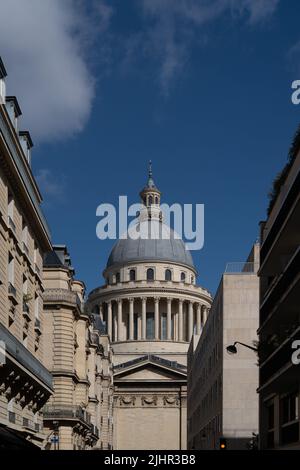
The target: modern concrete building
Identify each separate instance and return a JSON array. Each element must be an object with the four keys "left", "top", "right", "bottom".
[
  {"left": 0, "top": 58, "right": 53, "bottom": 448},
  {"left": 42, "top": 245, "right": 113, "bottom": 450},
  {"left": 87, "top": 165, "right": 212, "bottom": 449},
  {"left": 187, "top": 244, "right": 259, "bottom": 450},
  {"left": 258, "top": 126, "right": 300, "bottom": 449}
]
